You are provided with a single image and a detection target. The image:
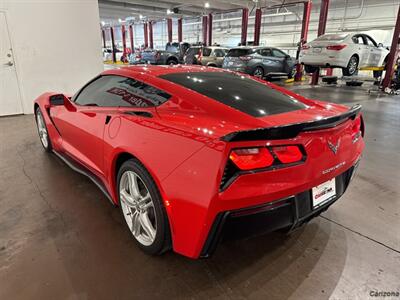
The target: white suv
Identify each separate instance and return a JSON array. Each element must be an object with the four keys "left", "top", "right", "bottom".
[{"left": 299, "top": 33, "right": 389, "bottom": 76}]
